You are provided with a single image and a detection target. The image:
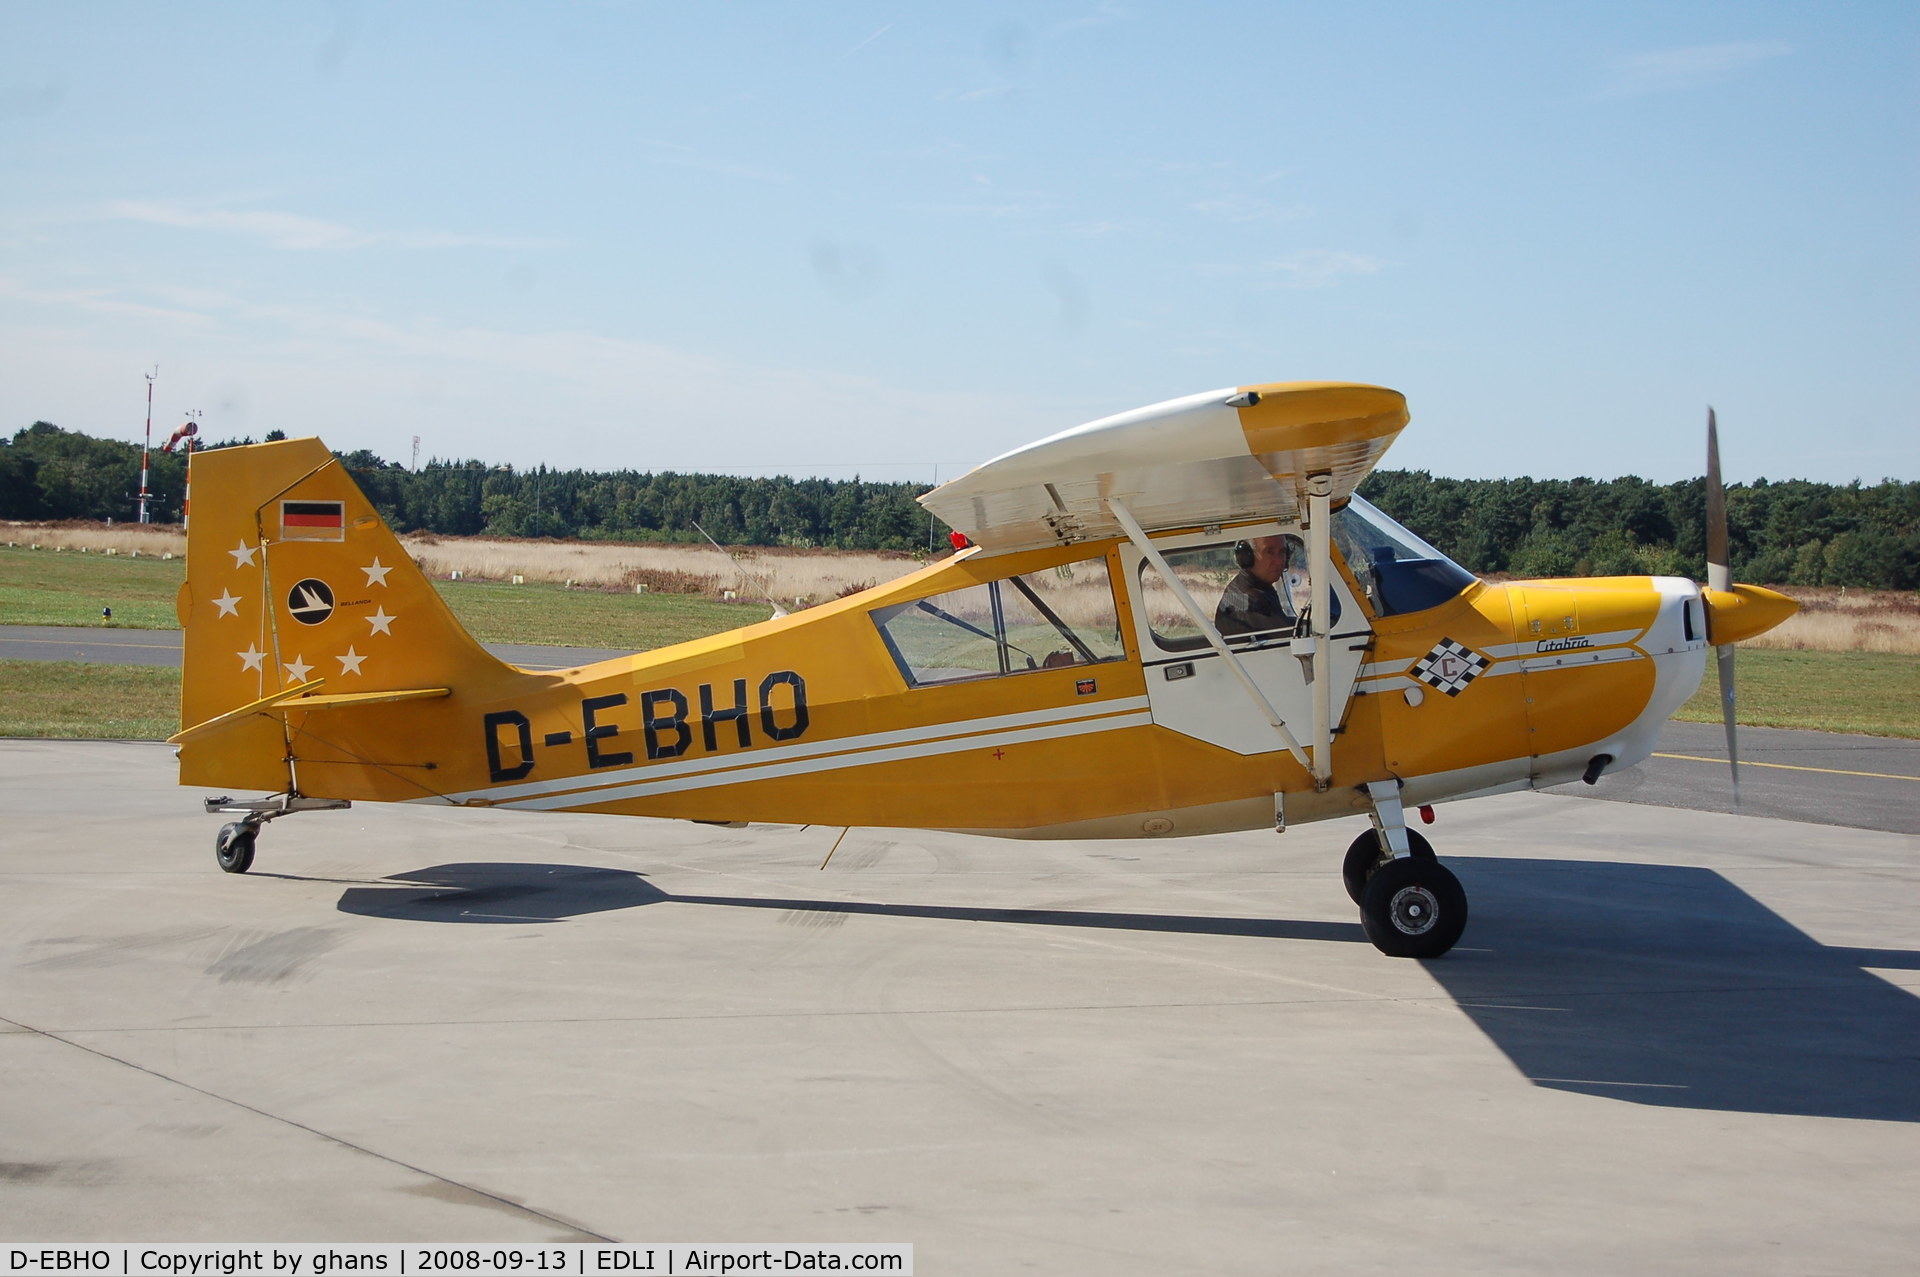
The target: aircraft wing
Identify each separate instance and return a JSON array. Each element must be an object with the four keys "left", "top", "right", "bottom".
[{"left": 919, "top": 381, "right": 1408, "bottom": 554}]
